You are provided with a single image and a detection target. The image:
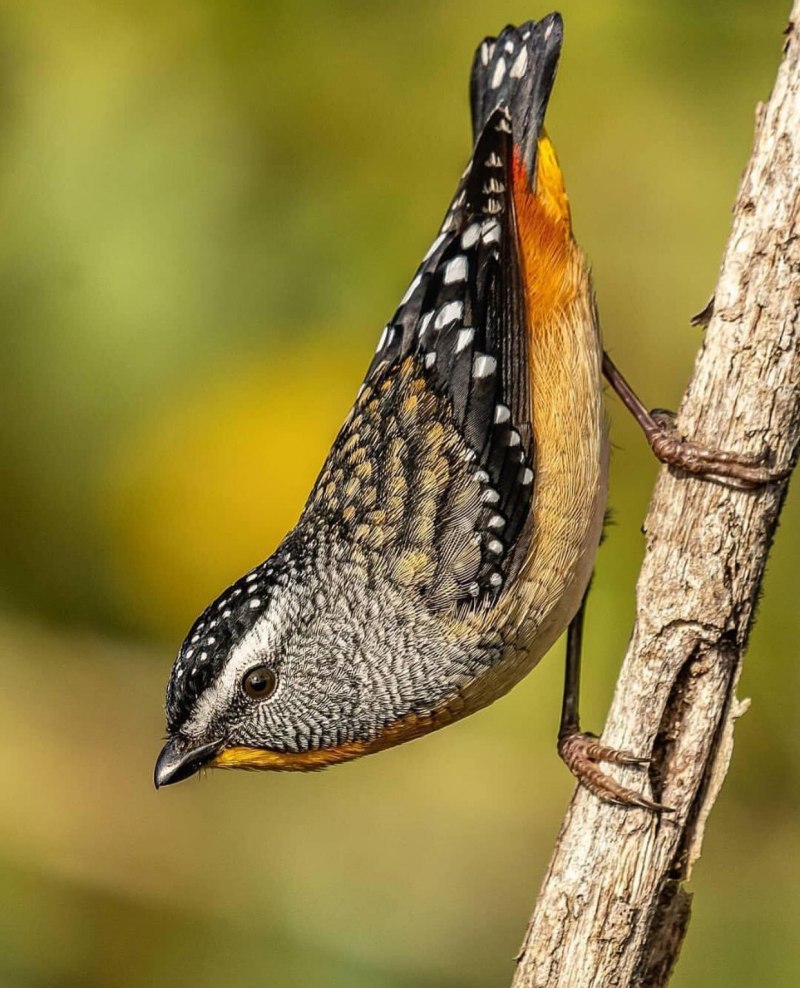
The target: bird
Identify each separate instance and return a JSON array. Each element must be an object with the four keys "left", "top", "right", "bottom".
[{"left": 155, "top": 13, "right": 786, "bottom": 802}]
